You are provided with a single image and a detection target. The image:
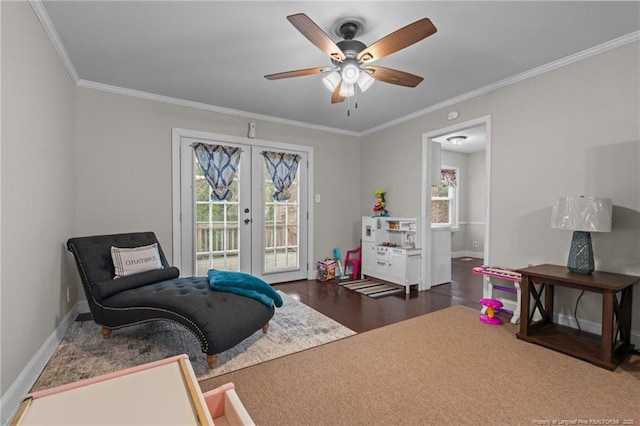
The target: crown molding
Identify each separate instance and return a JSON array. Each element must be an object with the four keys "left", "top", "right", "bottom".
[
  {"left": 30, "top": 1, "right": 638, "bottom": 138},
  {"left": 76, "top": 80, "right": 360, "bottom": 137},
  {"left": 29, "top": 0, "right": 79, "bottom": 84},
  {"left": 363, "top": 30, "right": 640, "bottom": 136}
]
